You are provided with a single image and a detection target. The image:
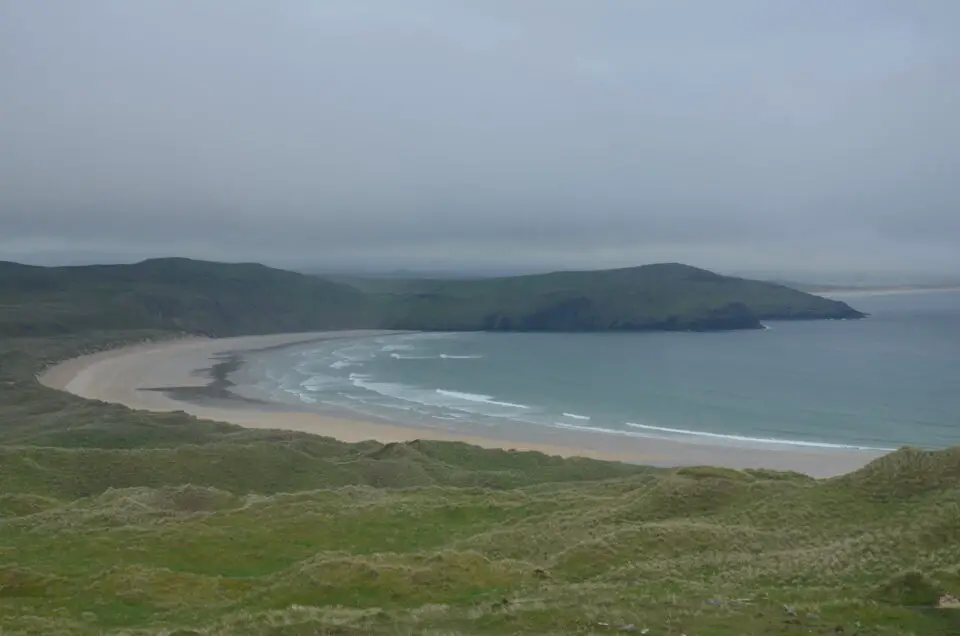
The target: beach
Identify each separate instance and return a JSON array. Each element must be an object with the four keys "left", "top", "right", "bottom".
[{"left": 39, "top": 331, "right": 887, "bottom": 478}]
